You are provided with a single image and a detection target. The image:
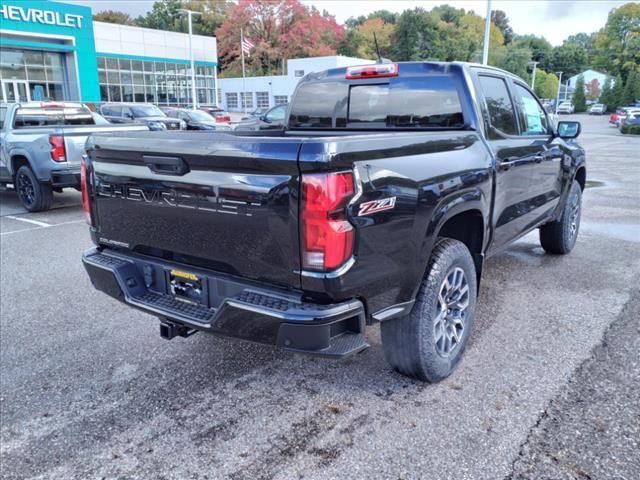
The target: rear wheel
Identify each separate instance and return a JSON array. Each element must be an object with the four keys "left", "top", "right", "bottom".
[
  {"left": 381, "top": 238, "right": 477, "bottom": 382},
  {"left": 539, "top": 180, "right": 582, "bottom": 254},
  {"left": 15, "top": 165, "right": 53, "bottom": 212}
]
